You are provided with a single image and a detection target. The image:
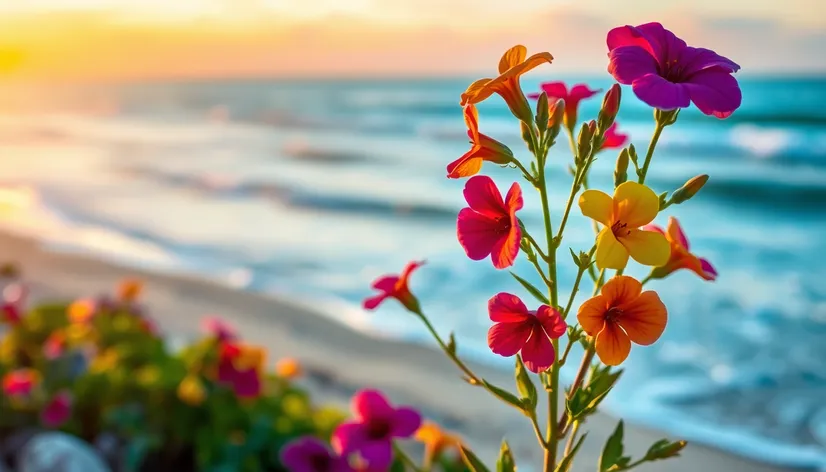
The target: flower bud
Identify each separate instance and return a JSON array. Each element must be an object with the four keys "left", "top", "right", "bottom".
[
  {"left": 576, "top": 120, "right": 596, "bottom": 164},
  {"left": 548, "top": 99, "right": 565, "bottom": 141},
  {"left": 598, "top": 84, "right": 621, "bottom": 131},
  {"left": 520, "top": 121, "right": 535, "bottom": 155},
  {"left": 535, "top": 92, "right": 549, "bottom": 133},
  {"left": 671, "top": 174, "right": 708, "bottom": 204},
  {"left": 614, "top": 148, "right": 629, "bottom": 187}
]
